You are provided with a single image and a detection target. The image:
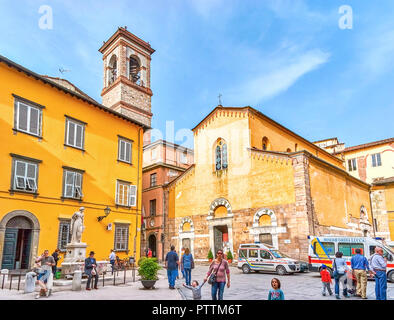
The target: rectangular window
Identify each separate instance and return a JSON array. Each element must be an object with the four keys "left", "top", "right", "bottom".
[
  {"left": 348, "top": 158, "right": 357, "bottom": 171},
  {"left": 57, "top": 220, "right": 71, "bottom": 251},
  {"left": 151, "top": 148, "right": 157, "bottom": 160},
  {"left": 313, "top": 242, "right": 335, "bottom": 256},
  {"left": 248, "top": 249, "right": 258, "bottom": 258},
  {"left": 371, "top": 153, "right": 382, "bottom": 167},
  {"left": 63, "top": 169, "right": 83, "bottom": 199},
  {"left": 116, "top": 180, "right": 137, "bottom": 207},
  {"left": 150, "top": 173, "right": 157, "bottom": 187},
  {"left": 338, "top": 243, "right": 364, "bottom": 256},
  {"left": 150, "top": 199, "right": 156, "bottom": 216},
  {"left": 14, "top": 98, "right": 42, "bottom": 137},
  {"left": 239, "top": 249, "right": 247, "bottom": 258},
  {"left": 118, "top": 138, "right": 132, "bottom": 163},
  {"left": 114, "top": 224, "right": 129, "bottom": 251},
  {"left": 65, "top": 118, "right": 85, "bottom": 149},
  {"left": 180, "top": 151, "right": 187, "bottom": 164},
  {"left": 12, "top": 159, "right": 38, "bottom": 193}
]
